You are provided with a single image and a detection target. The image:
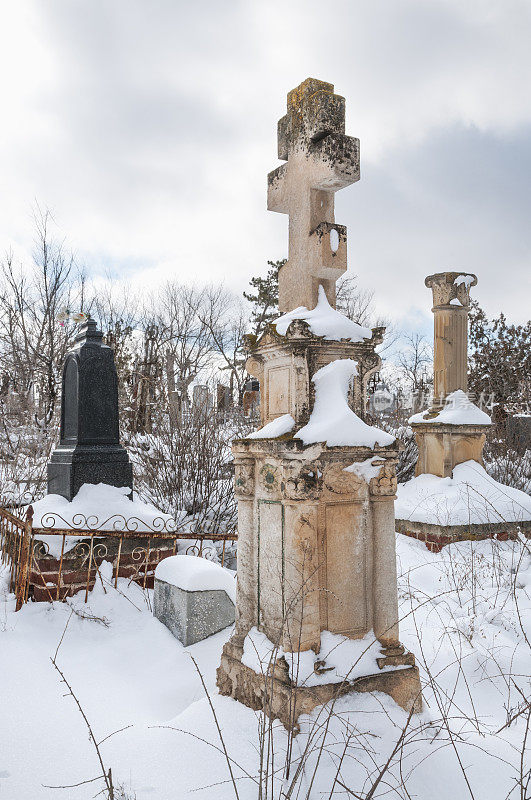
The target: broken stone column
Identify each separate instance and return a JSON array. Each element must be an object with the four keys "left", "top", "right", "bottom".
[
  {"left": 47, "top": 317, "right": 133, "bottom": 500},
  {"left": 410, "top": 272, "right": 491, "bottom": 478},
  {"left": 217, "top": 79, "right": 421, "bottom": 728},
  {"left": 428, "top": 272, "right": 476, "bottom": 410},
  {"left": 395, "top": 272, "right": 507, "bottom": 550}
]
